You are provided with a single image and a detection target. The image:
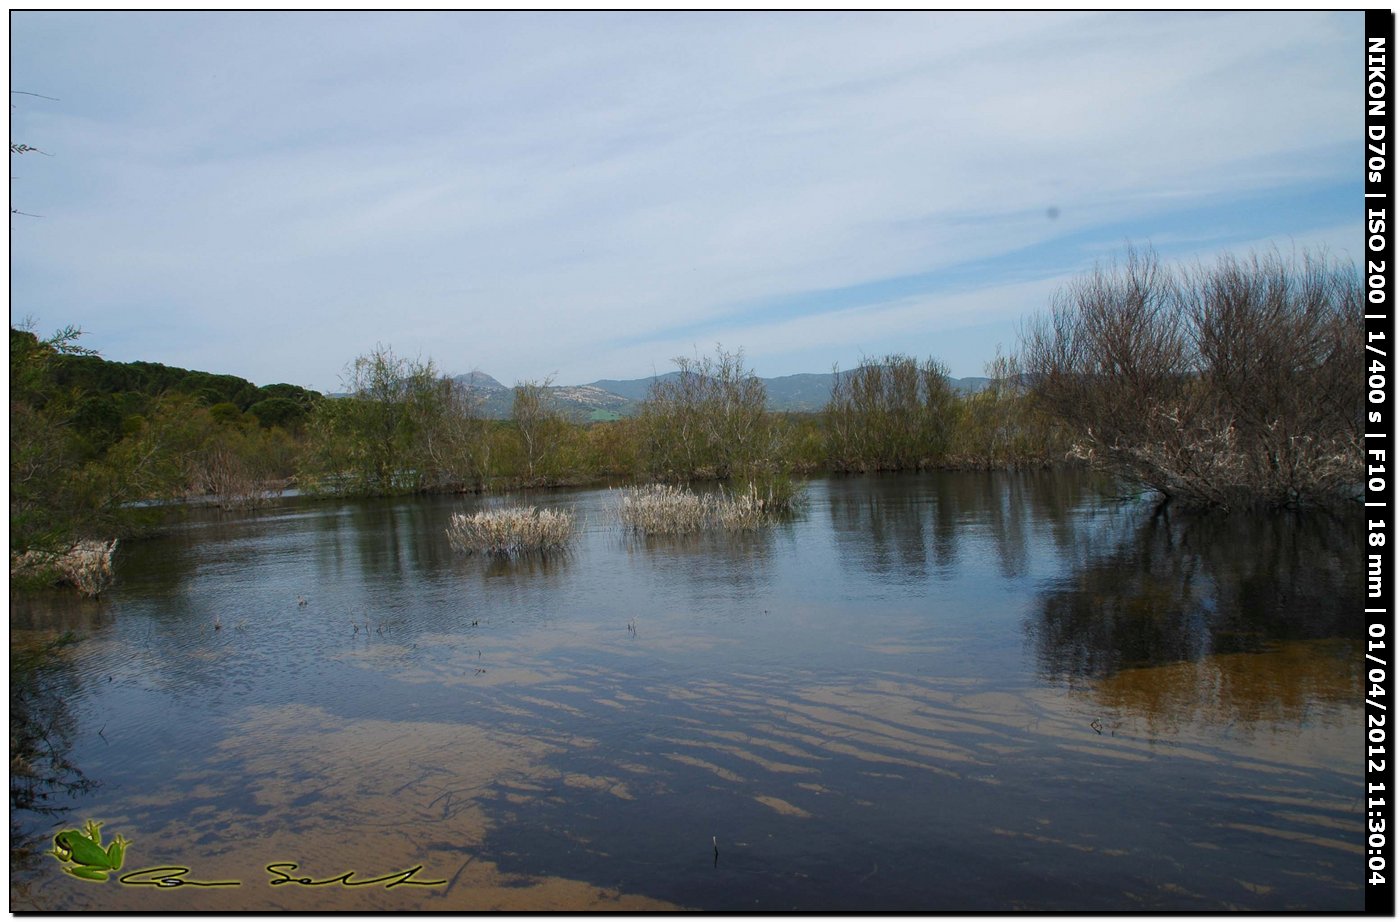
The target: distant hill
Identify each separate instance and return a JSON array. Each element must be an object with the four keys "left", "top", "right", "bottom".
[
  {"left": 583, "top": 372, "right": 681, "bottom": 403},
  {"left": 763, "top": 372, "right": 851, "bottom": 413},
  {"left": 446, "top": 370, "right": 509, "bottom": 416},
  {"left": 952, "top": 376, "right": 993, "bottom": 395},
  {"left": 451, "top": 368, "right": 992, "bottom": 420},
  {"left": 457, "top": 370, "right": 509, "bottom": 394}
]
